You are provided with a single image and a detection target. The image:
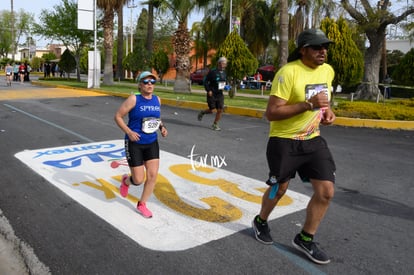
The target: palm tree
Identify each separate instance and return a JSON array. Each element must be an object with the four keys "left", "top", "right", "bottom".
[
  {"left": 141, "top": 0, "right": 163, "bottom": 54},
  {"left": 161, "top": 0, "right": 209, "bottom": 93},
  {"left": 97, "top": 0, "right": 128, "bottom": 85},
  {"left": 277, "top": 0, "right": 289, "bottom": 68}
]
